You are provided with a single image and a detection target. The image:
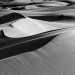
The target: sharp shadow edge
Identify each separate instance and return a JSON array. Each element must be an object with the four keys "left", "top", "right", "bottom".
[
  {"left": 30, "top": 15, "right": 75, "bottom": 22},
  {"left": 0, "top": 34, "right": 58, "bottom": 60},
  {"left": 0, "top": 13, "right": 25, "bottom": 24}
]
